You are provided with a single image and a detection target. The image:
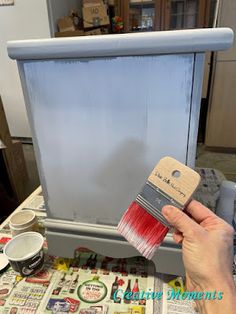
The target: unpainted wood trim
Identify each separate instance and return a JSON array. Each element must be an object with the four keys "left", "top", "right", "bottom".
[
  {"left": 198, "top": 0, "right": 207, "bottom": 27},
  {"left": 120, "top": 0, "right": 129, "bottom": 33},
  {"left": 154, "top": 0, "right": 162, "bottom": 31},
  {"left": 204, "top": 0, "right": 211, "bottom": 27},
  {"left": 162, "top": 0, "right": 170, "bottom": 30}
]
